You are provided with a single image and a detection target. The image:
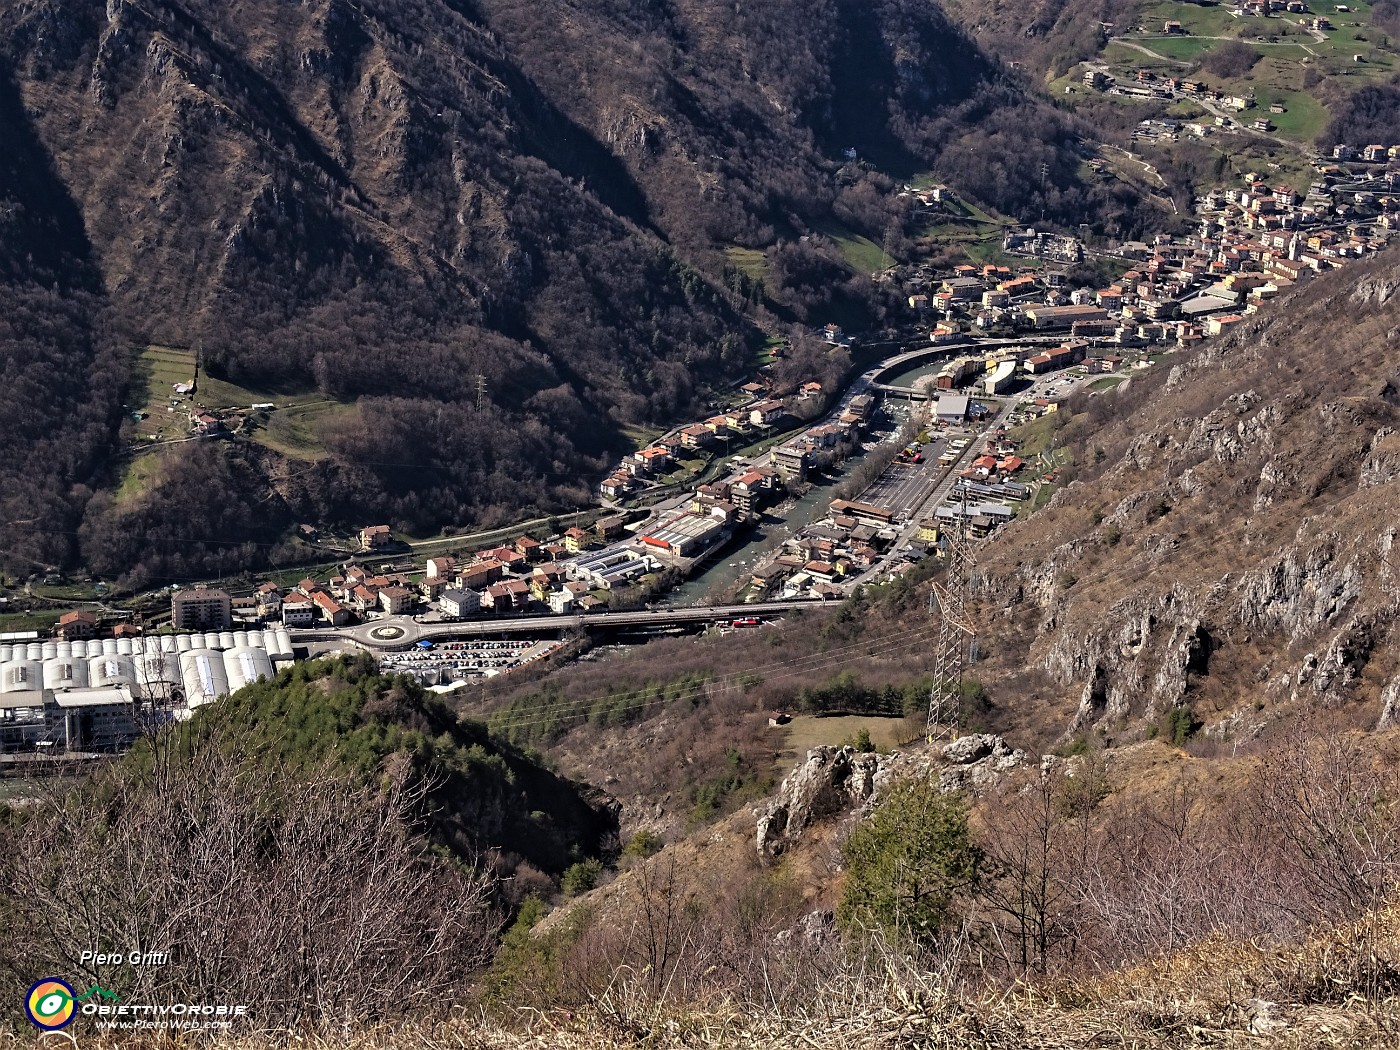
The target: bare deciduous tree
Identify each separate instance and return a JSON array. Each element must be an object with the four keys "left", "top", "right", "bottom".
[{"left": 0, "top": 726, "right": 500, "bottom": 1029}]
